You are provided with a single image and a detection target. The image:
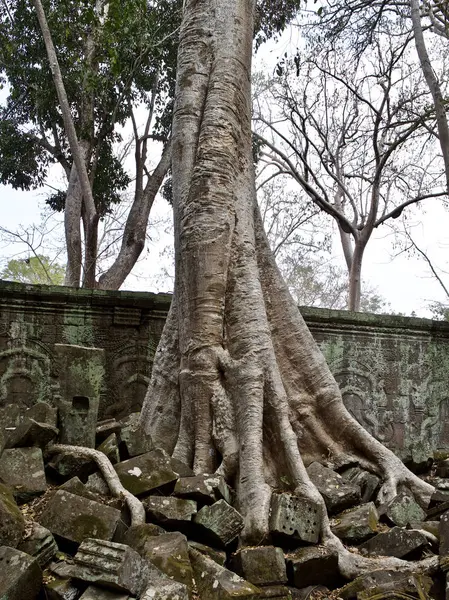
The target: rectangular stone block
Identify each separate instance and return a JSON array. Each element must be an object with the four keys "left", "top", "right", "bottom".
[
  {"left": 114, "top": 449, "right": 179, "bottom": 496},
  {"left": 0, "top": 546, "right": 42, "bottom": 600},
  {"left": 67, "top": 538, "right": 148, "bottom": 596},
  {"left": 193, "top": 499, "right": 244, "bottom": 547},
  {"left": 269, "top": 493, "right": 322, "bottom": 544},
  {"left": 143, "top": 495, "right": 197, "bottom": 527},
  {"left": 0, "top": 447, "right": 47, "bottom": 500},
  {"left": 231, "top": 546, "right": 287, "bottom": 586},
  {"left": 79, "top": 585, "right": 132, "bottom": 599},
  {"left": 39, "top": 490, "right": 122, "bottom": 544}
]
